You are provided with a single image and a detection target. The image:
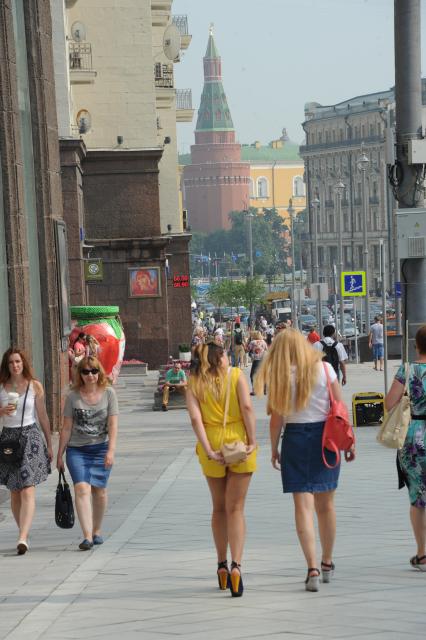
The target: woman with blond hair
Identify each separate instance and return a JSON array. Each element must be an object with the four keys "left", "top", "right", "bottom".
[
  {"left": 186, "top": 341, "right": 257, "bottom": 597},
  {"left": 255, "top": 329, "right": 355, "bottom": 592},
  {"left": 57, "top": 356, "right": 118, "bottom": 550}
]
